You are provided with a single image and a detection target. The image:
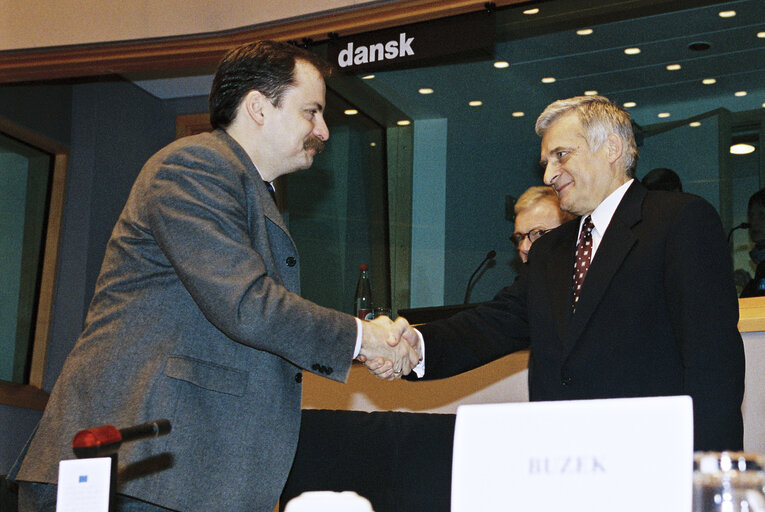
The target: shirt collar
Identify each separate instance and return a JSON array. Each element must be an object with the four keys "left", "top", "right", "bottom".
[{"left": 580, "top": 179, "right": 634, "bottom": 237}]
